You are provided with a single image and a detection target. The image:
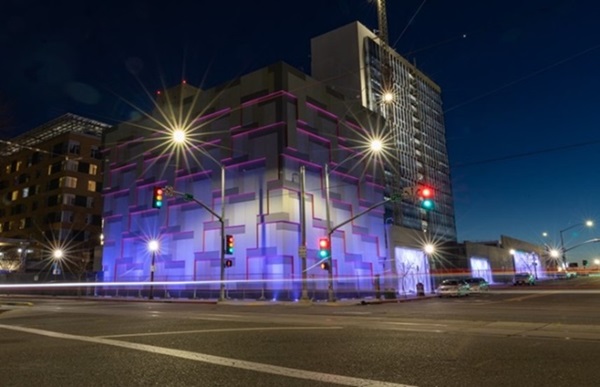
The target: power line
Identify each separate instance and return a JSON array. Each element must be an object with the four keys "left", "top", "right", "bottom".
[{"left": 452, "top": 138, "right": 600, "bottom": 168}]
